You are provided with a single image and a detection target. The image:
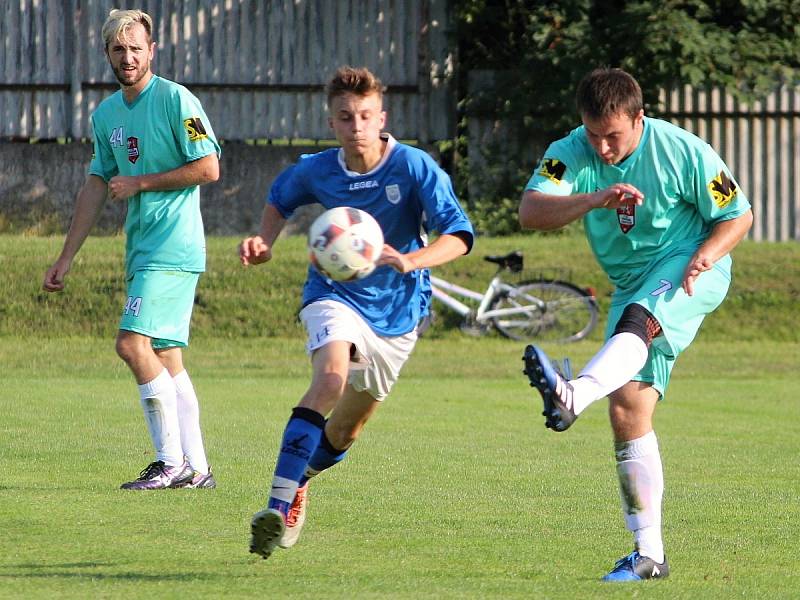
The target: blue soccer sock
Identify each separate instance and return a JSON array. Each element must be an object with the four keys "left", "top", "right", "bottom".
[
  {"left": 299, "top": 429, "right": 349, "bottom": 486},
  {"left": 267, "top": 407, "right": 325, "bottom": 516}
]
